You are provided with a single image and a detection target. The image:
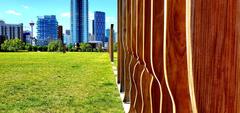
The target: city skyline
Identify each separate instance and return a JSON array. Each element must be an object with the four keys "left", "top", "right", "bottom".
[{"left": 0, "top": 0, "right": 117, "bottom": 37}]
